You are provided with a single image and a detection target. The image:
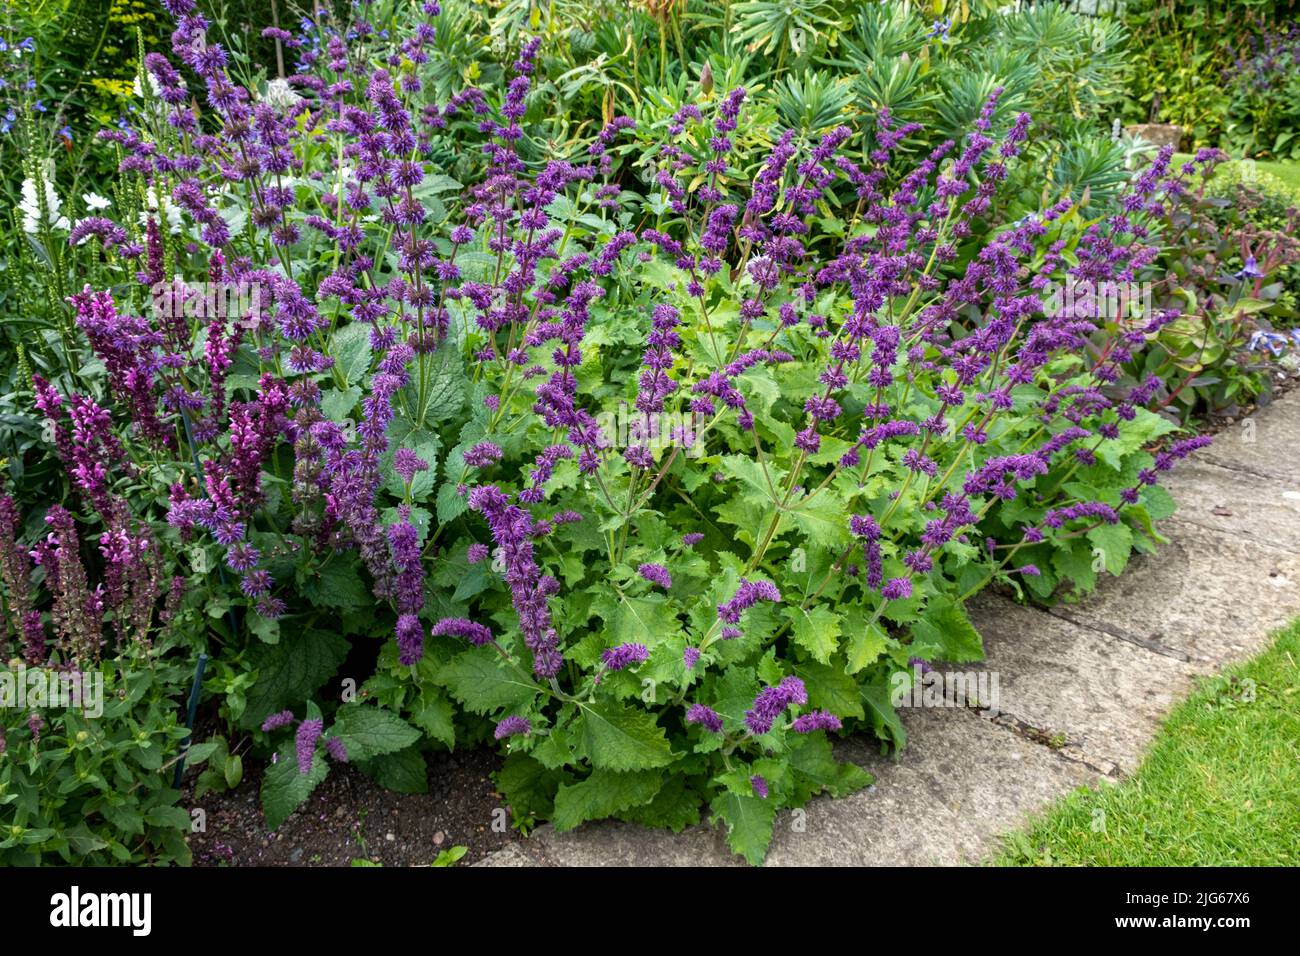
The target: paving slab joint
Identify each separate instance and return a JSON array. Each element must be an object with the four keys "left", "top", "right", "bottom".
[
  {"left": 1042, "top": 606, "right": 1194, "bottom": 663},
  {"left": 976, "top": 709, "right": 1122, "bottom": 778}
]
